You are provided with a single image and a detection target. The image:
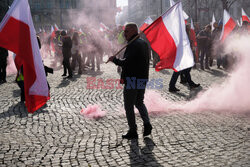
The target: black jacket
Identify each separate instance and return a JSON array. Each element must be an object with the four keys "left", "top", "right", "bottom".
[
  {"left": 113, "top": 35, "right": 149, "bottom": 85},
  {"left": 62, "top": 36, "right": 72, "bottom": 58}
]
